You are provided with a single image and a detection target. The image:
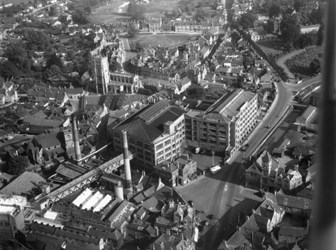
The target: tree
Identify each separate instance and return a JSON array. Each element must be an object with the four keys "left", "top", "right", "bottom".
[
  {"left": 127, "top": 22, "right": 138, "bottom": 38},
  {"left": 316, "top": 23, "right": 324, "bottom": 46},
  {"left": 58, "top": 15, "right": 68, "bottom": 24},
  {"left": 72, "top": 8, "right": 89, "bottom": 24},
  {"left": 231, "top": 31, "right": 241, "bottom": 46},
  {"left": 310, "top": 58, "right": 321, "bottom": 74},
  {"left": 280, "top": 13, "right": 301, "bottom": 49},
  {"left": 45, "top": 64, "right": 62, "bottom": 78},
  {"left": 23, "top": 30, "right": 50, "bottom": 51},
  {"left": 268, "top": 4, "right": 281, "bottom": 18},
  {"left": 296, "top": 11, "right": 310, "bottom": 25},
  {"left": 193, "top": 10, "right": 207, "bottom": 23},
  {"left": 46, "top": 53, "right": 63, "bottom": 69},
  {"left": 79, "top": 49, "right": 95, "bottom": 76},
  {"left": 243, "top": 52, "right": 254, "bottom": 72},
  {"left": 4, "top": 41, "right": 30, "bottom": 71},
  {"left": 263, "top": 20, "right": 275, "bottom": 33},
  {"left": 294, "top": 33, "right": 317, "bottom": 49},
  {"left": 128, "top": 0, "right": 145, "bottom": 20},
  {"left": 135, "top": 41, "right": 143, "bottom": 52},
  {"left": 2, "top": 156, "right": 30, "bottom": 175},
  {"left": 0, "top": 61, "right": 22, "bottom": 79},
  {"left": 239, "top": 12, "right": 257, "bottom": 29},
  {"left": 293, "top": 0, "right": 303, "bottom": 12},
  {"left": 309, "top": 6, "right": 325, "bottom": 25}
]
